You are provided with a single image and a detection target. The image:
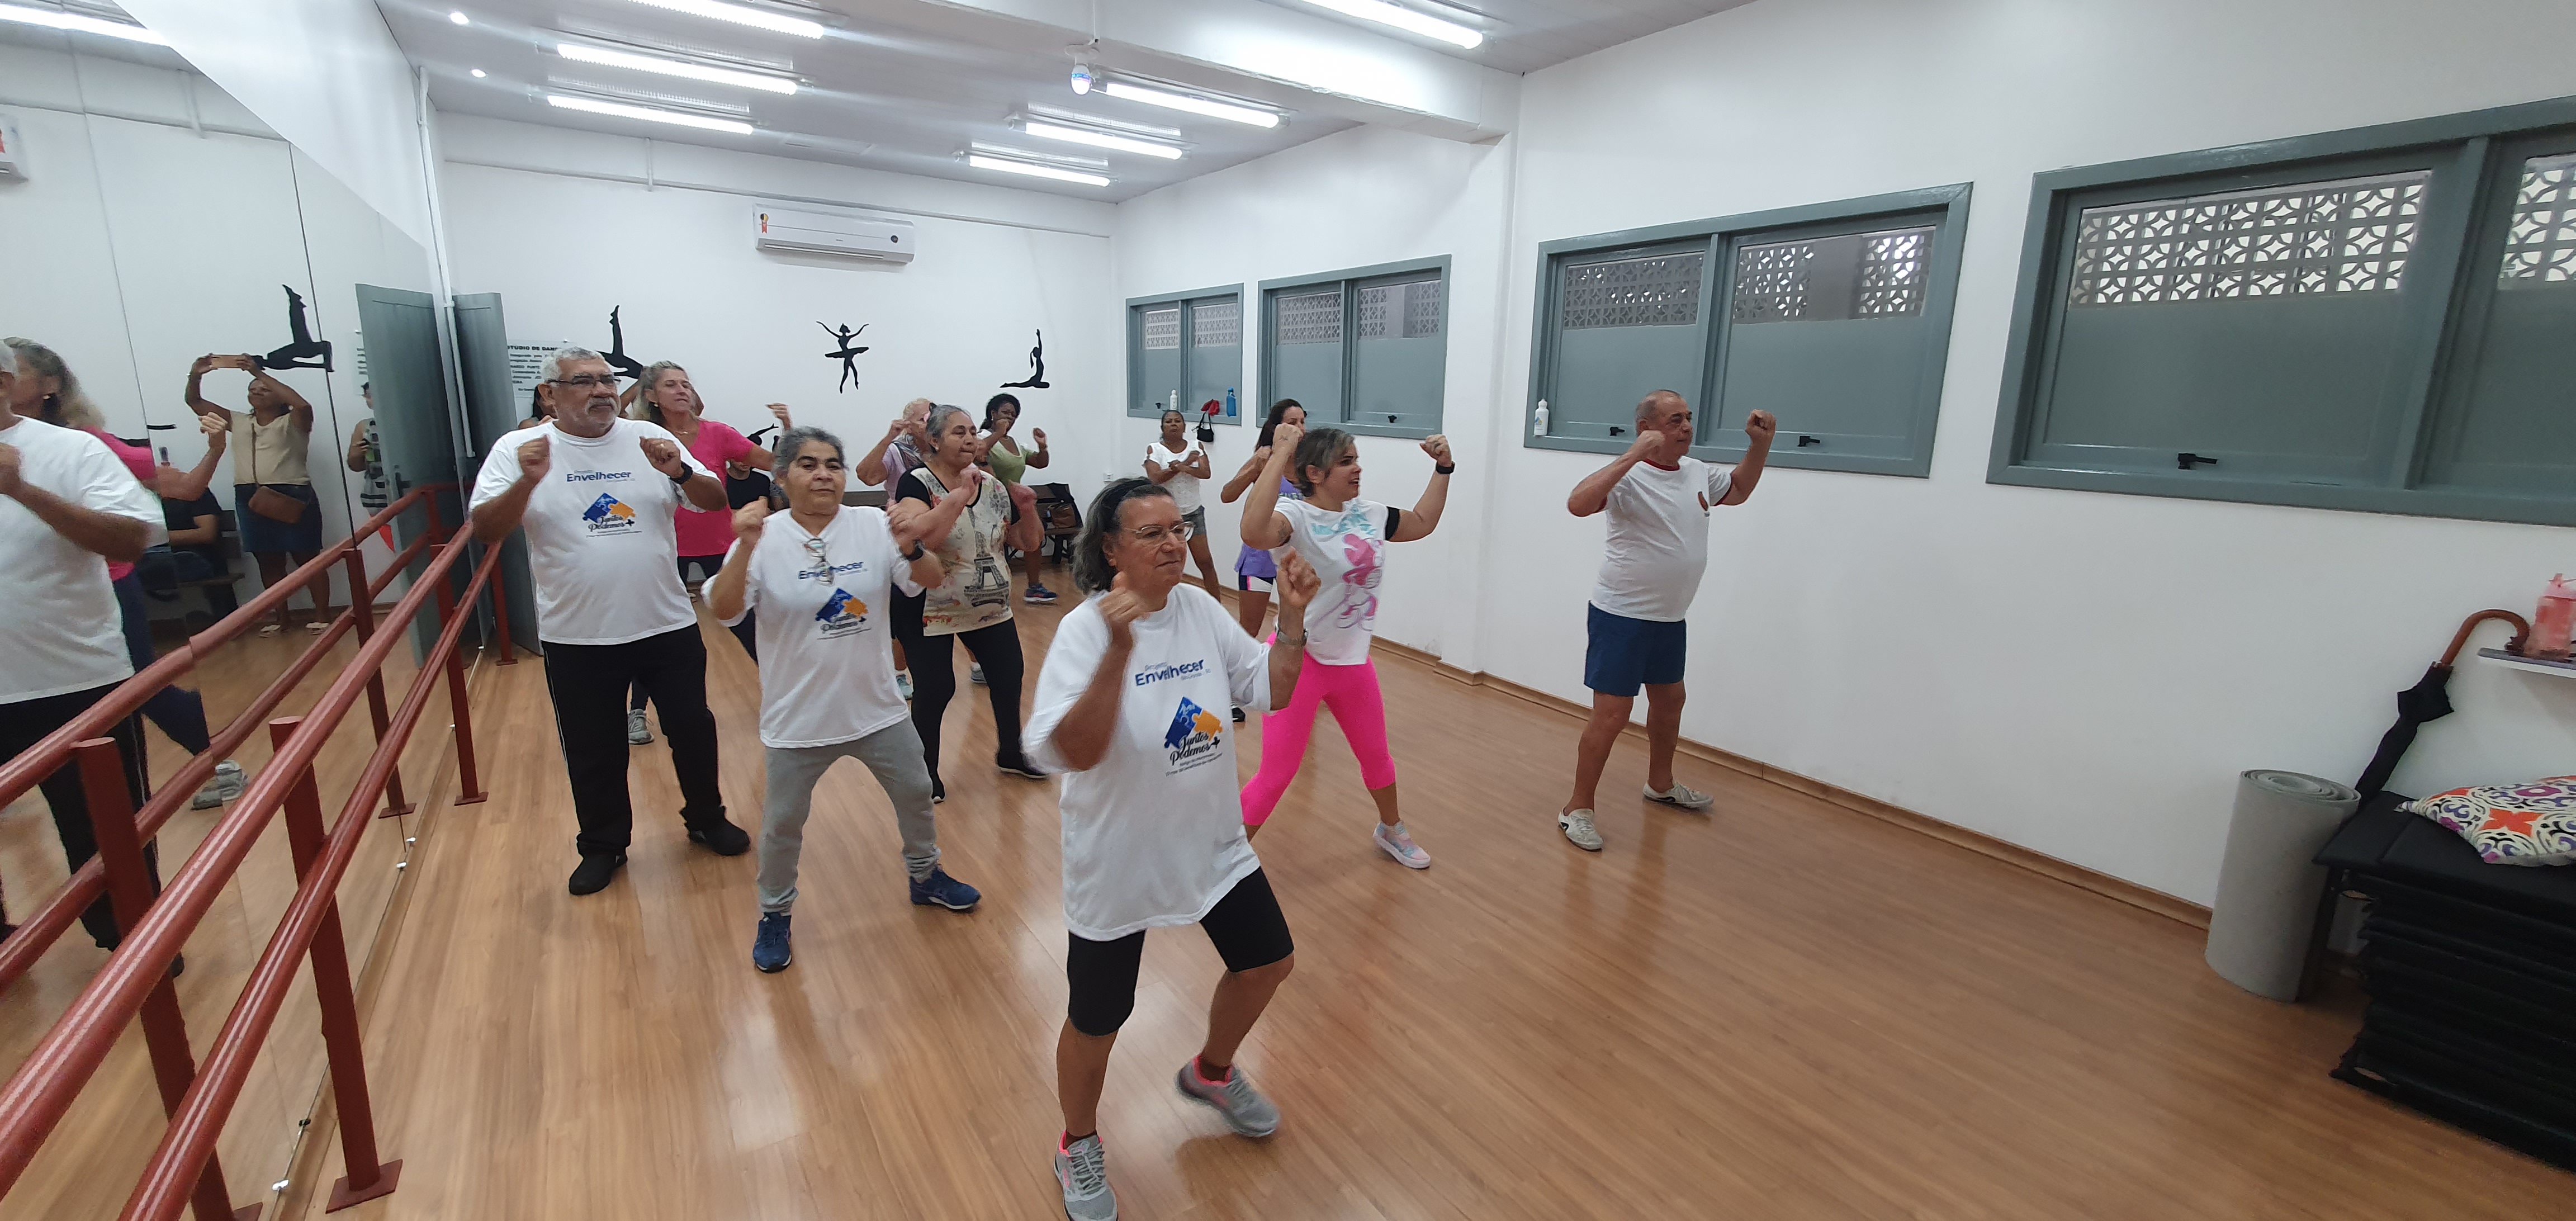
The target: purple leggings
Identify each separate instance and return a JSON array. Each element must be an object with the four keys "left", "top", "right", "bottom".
[{"left": 1240, "top": 650, "right": 1398, "bottom": 827}]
